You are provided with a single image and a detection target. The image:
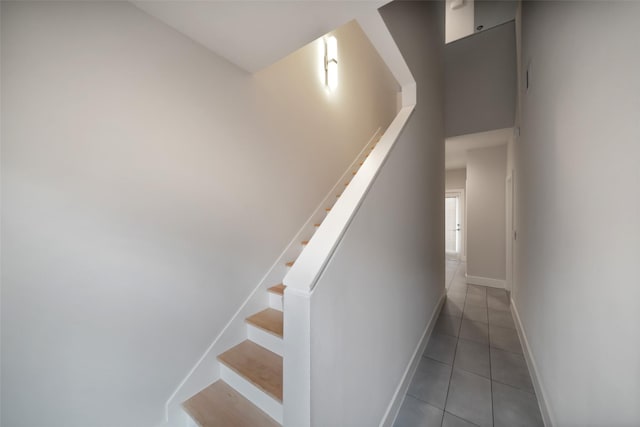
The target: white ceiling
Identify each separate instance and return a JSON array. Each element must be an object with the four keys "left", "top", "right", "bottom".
[
  {"left": 133, "top": 1, "right": 388, "bottom": 73},
  {"left": 445, "top": 127, "right": 512, "bottom": 170}
]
